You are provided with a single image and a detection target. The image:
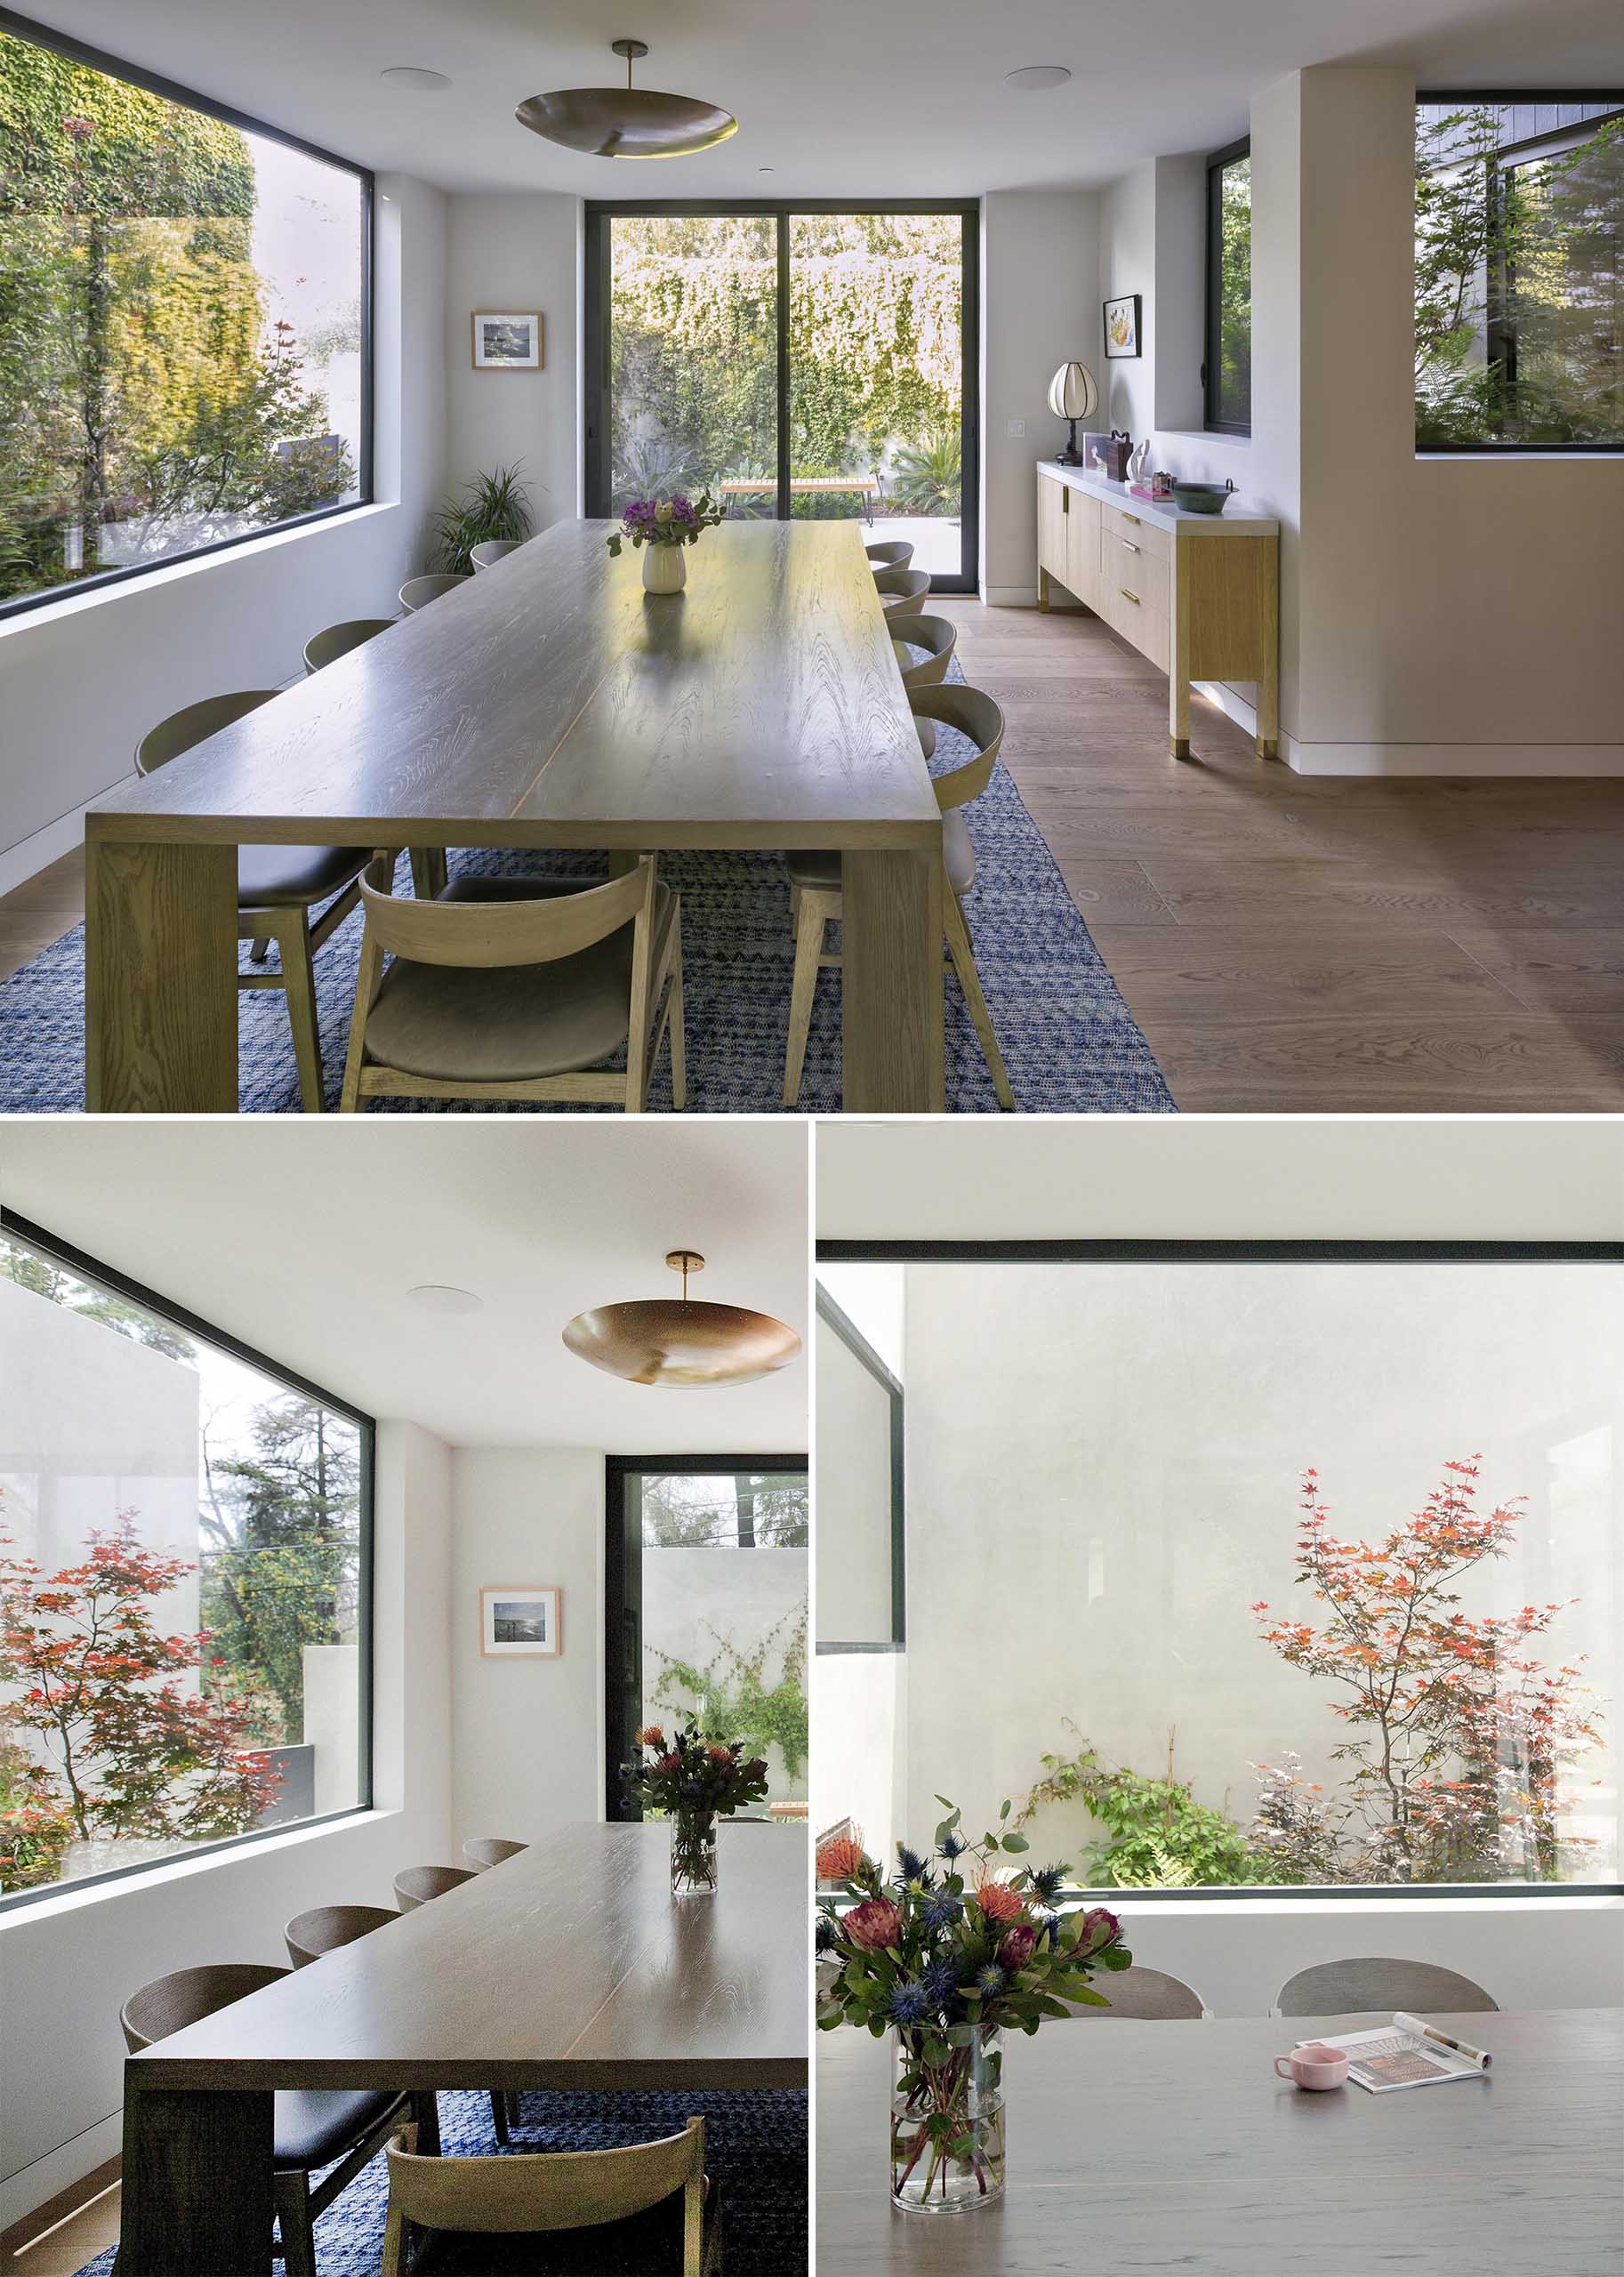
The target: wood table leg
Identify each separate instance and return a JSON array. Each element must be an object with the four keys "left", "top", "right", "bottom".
[
  {"left": 84, "top": 836, "right": 238, "bottom": 1112},
  {"left": 117, "top": 2081, "right": 273, "bottom": 2275},
  {"left": 840, "top": 848, "right": 943, "bottom": 1112}
]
